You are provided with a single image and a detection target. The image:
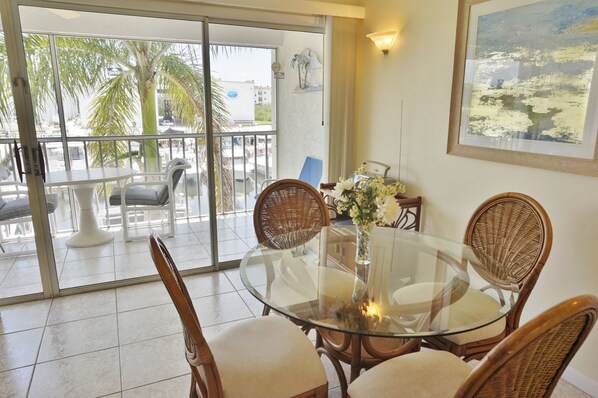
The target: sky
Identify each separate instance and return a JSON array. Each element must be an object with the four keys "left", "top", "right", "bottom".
[{"left": 210, "top": 47, "right": 273, "bottom": 86}]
